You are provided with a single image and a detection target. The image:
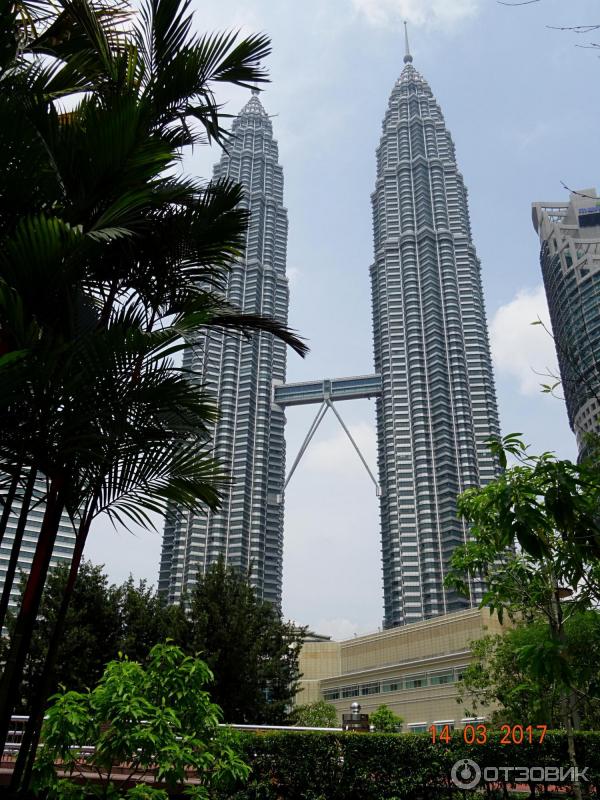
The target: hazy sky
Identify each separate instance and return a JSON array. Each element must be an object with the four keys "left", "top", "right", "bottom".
[{"left": 86, "top": 0, "right": 599, "bottom": 639}]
